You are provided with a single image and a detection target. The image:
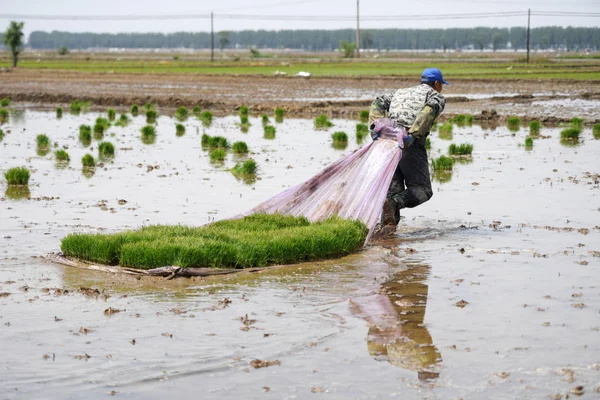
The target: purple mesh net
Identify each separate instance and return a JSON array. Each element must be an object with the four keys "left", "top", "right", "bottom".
[{"left": 241, "top": 119, "right": 407, "bottom": 243}]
